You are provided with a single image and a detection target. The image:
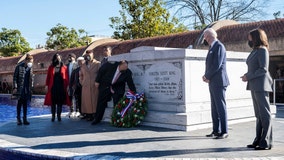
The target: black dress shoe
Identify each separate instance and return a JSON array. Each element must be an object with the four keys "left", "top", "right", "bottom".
[
  {"left": 17, "top": 121, "right": 22, "bottom": 125},
  {"left": 206, "top": 132, "right": 220, "bottom": 137},
  {"left": 51, "top": 115, "right": 55, "bottom": 122},
  {"left": 23, "top": 121, "right": 30, "bottom": 125},
  {"left": 255, "top": 146, "right": 271, "bottom": 150},
  {"left": 215, "top": 133, "right": 228, "bottom": 139},
  {"left": 247, "top": 144, "right": 257, "bottom": 148}
]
